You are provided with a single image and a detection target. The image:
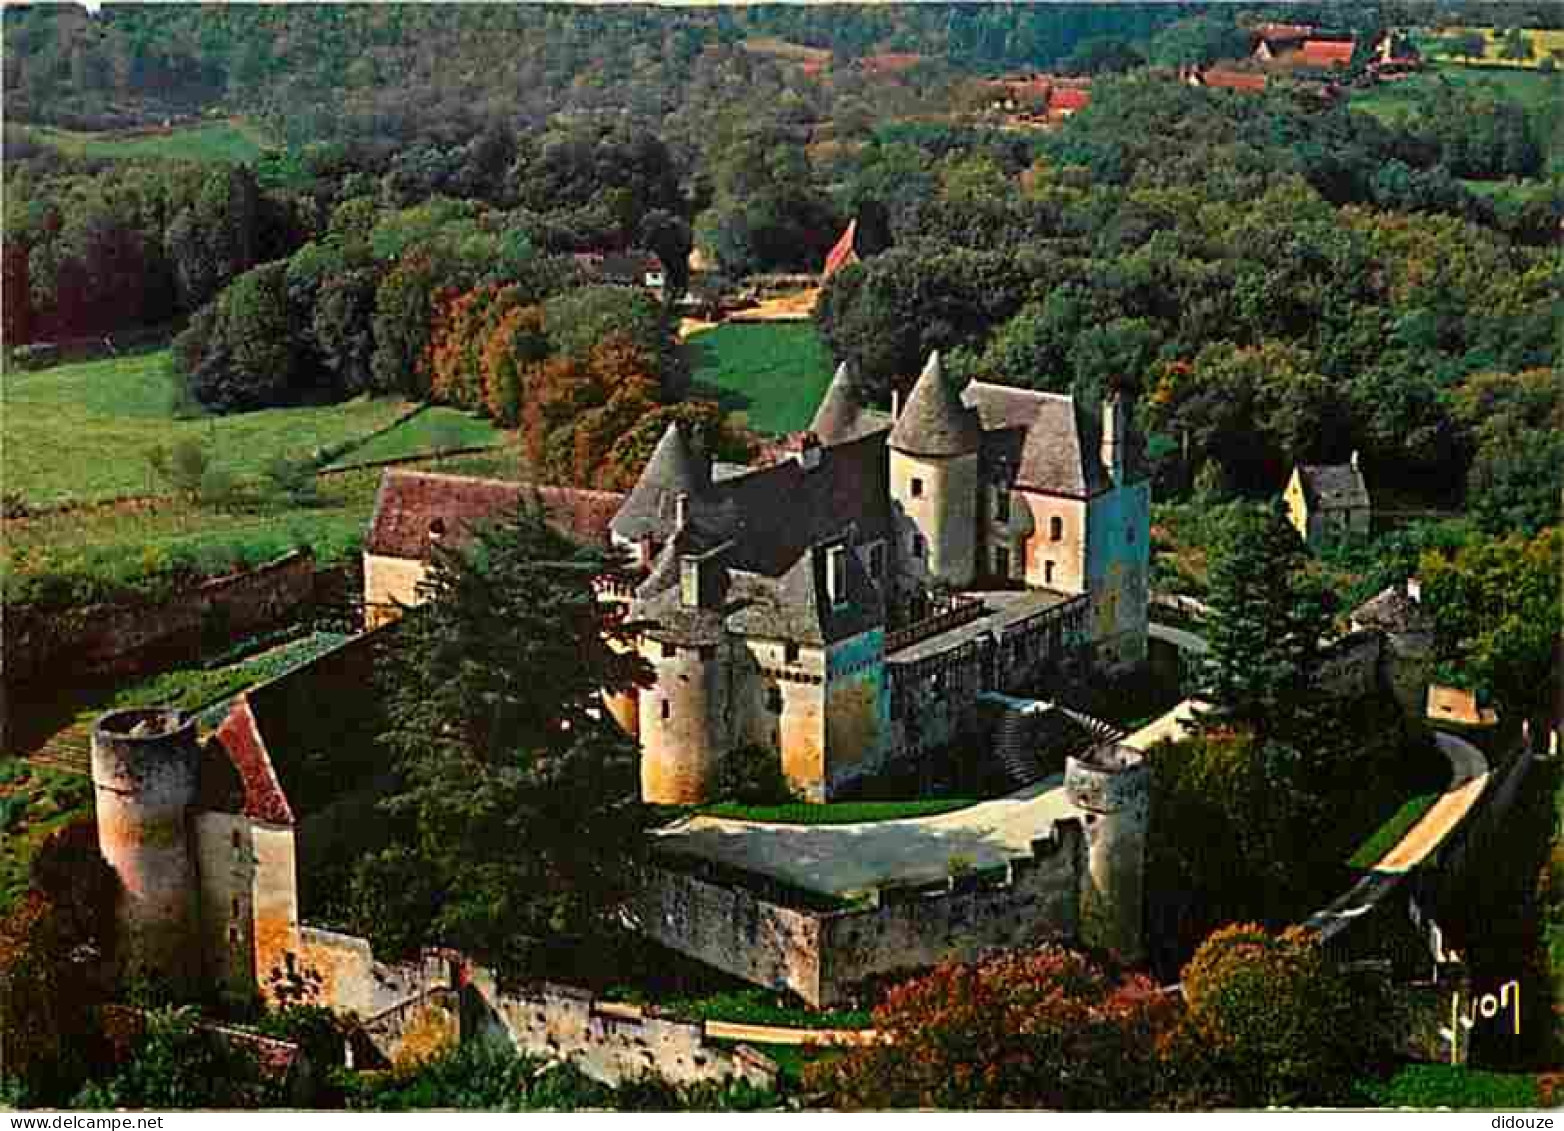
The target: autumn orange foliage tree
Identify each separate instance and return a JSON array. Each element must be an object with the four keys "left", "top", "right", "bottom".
[
  {"left": 1165, "top": 923, "right": 1394, "bottom": 1109},
  {"left": 804, "top": 946, "right": 1178, "bottom": 1110}
]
